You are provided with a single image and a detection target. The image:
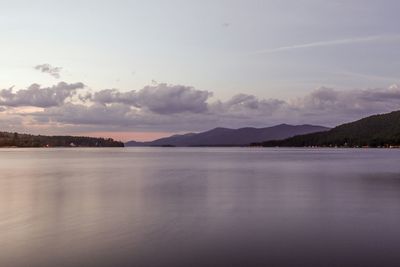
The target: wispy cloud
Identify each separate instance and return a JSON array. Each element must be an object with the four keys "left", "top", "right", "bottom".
[
  {"left": 329, "top": 70, "right": 400, "bottom": 82},
  {"left": 34, "top": 64, "right": 63, "bottom": 79},
  {"left": 252, "top": 35, "right": 400, "bottom": 55}
]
